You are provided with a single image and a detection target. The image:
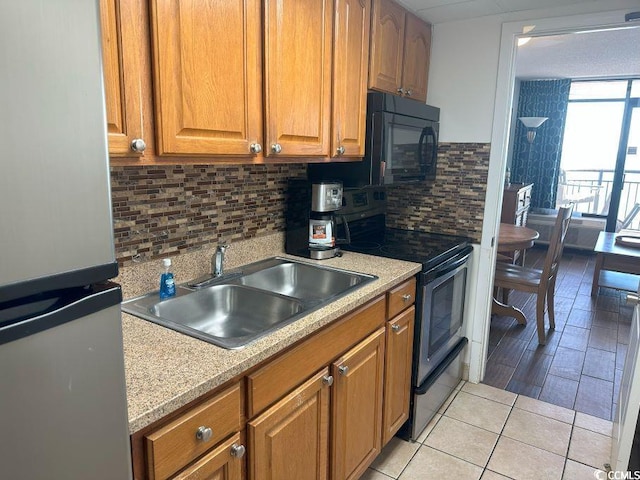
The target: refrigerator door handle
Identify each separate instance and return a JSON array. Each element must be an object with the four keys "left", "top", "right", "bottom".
[{"left": 0, "top": 283, "right": 122, "bottom": 346}]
